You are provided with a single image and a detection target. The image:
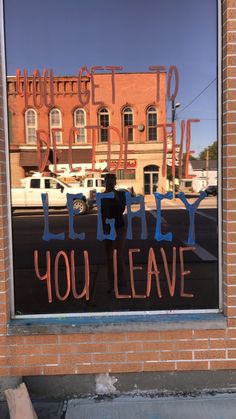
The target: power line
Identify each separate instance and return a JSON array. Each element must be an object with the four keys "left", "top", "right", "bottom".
[
  {"left": 167, "top": 116, "right": 216, "bottom": 121},
  {"left": 174, "top": 115, "right": 217, "bottom": 121},
  {"left": 176, "top": 78, "right": 216, "bottom": 116}
]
